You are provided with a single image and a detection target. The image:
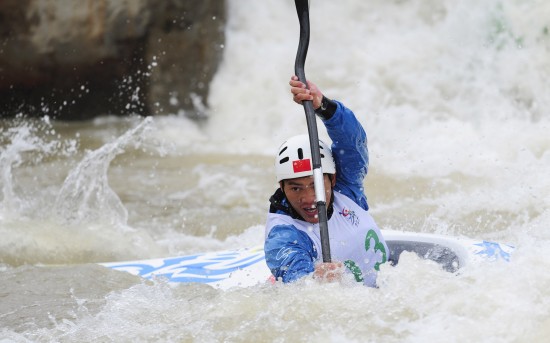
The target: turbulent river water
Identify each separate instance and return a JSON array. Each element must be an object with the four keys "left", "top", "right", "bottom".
[{"left": 2, "top": 0, "right": 550, "bottom": 342}]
